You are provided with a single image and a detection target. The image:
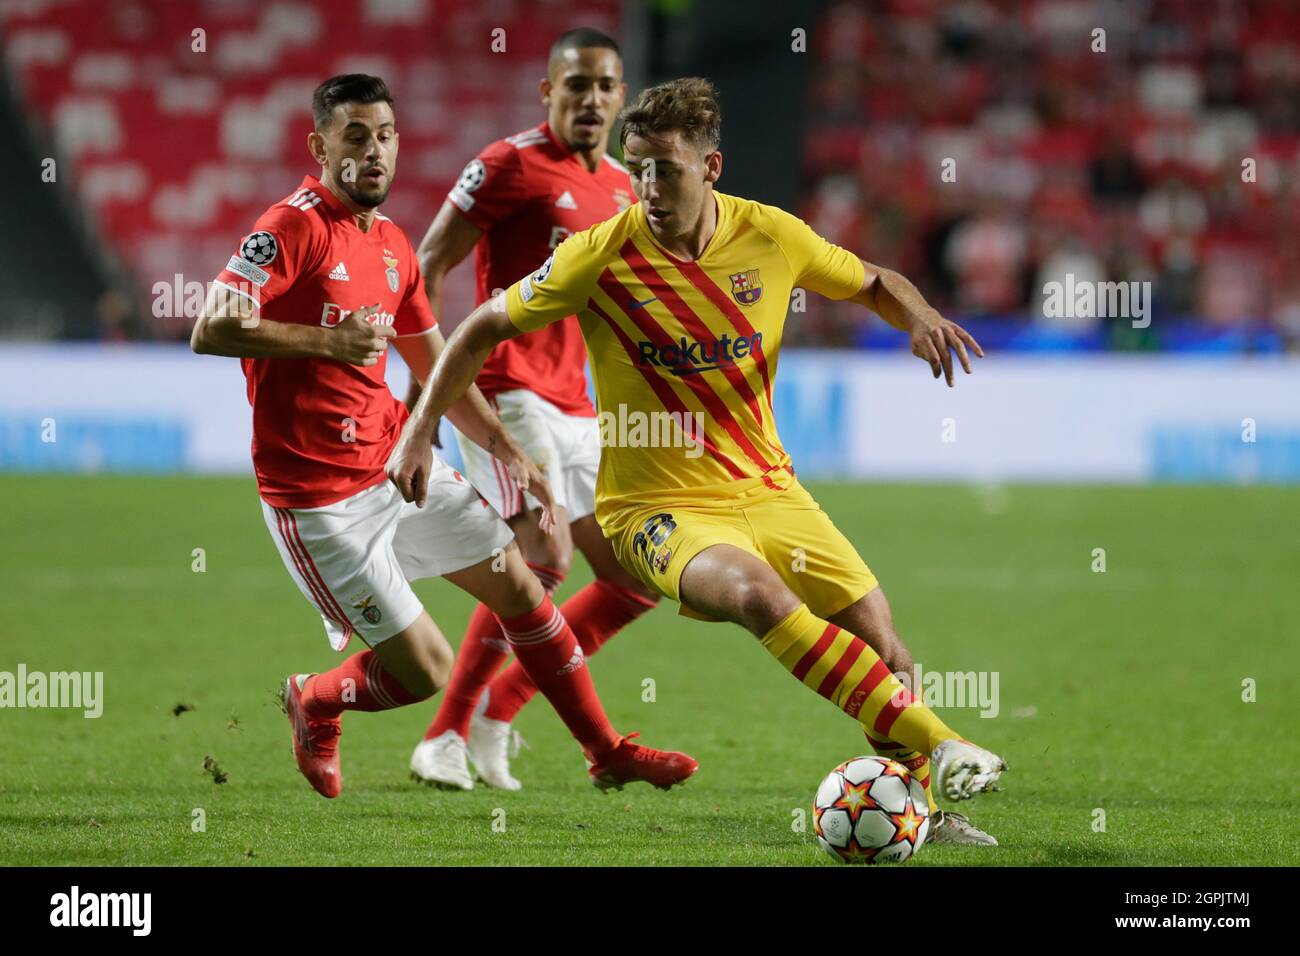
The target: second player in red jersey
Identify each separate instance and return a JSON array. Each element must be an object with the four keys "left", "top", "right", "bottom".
[
  {"left": 406, "top": 29, "right": 666, "bottom": 792},
  {"left": 446, "top": 116, "right": 634, "bottom": 415}
]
